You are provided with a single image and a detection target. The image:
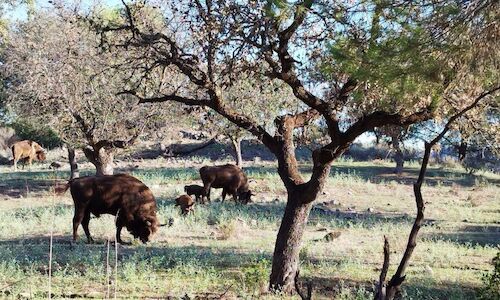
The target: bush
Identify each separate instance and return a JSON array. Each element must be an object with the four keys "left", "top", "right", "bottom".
[
  {"left": 478, "top": 250, "right": 500, "bottom": 300},
  {"left": 243, "top": 259, "right": 269, "bottom": 294},
  {"left": 10, "top": 121, "right": 62, "bottom": 149}
]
